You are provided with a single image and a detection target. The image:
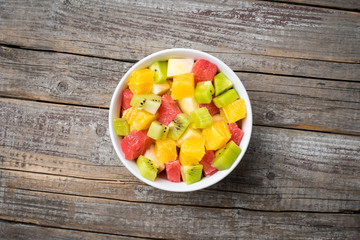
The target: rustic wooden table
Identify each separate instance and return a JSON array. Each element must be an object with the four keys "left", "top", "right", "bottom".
[{"left": 1, "top": 0, "right": 359, "bottom": 239}]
